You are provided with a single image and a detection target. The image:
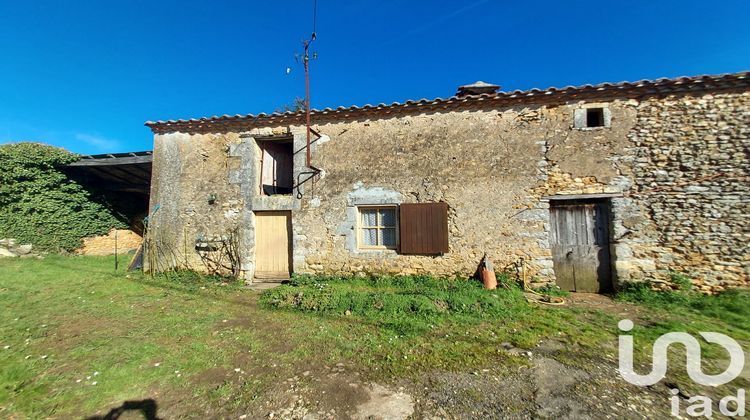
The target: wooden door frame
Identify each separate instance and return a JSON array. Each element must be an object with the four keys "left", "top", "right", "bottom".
[{"left": 549, "top": 197, "right": 613, "bottom": 293}]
